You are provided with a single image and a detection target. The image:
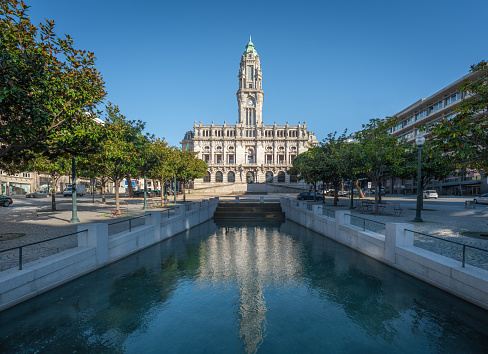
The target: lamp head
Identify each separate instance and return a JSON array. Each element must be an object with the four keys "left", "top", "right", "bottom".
[{"left": 415, "top": 135, "right": 425, "bottom": 147}]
